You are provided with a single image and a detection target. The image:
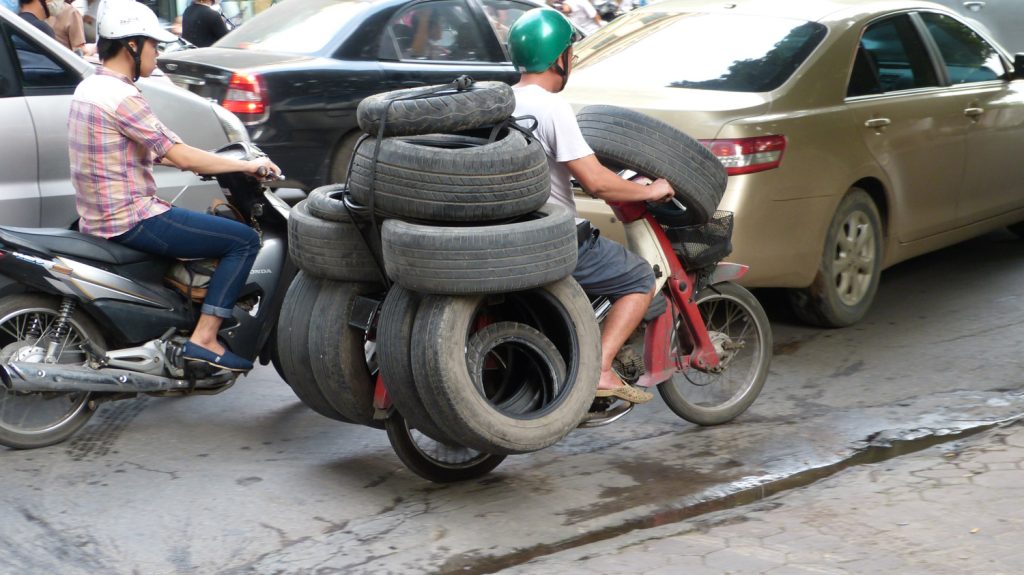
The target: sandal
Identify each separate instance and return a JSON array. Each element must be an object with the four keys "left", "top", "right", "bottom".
[{"left": 595, "top": 384, "right": 654, "bottom": 404}]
